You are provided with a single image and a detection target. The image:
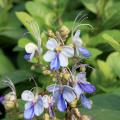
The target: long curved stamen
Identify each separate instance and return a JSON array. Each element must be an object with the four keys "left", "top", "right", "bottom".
[
  {"left": 2, "top": 77, "right": 16, "bottom": 95},
  {"left": 71, "top": 11, "right": 88, "bottom": 39},
  {"left": 29, "top": 75, "right": 39, "bottom": 97}
]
